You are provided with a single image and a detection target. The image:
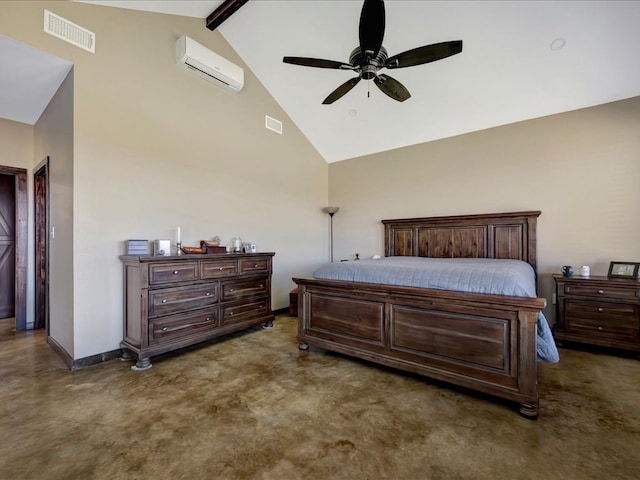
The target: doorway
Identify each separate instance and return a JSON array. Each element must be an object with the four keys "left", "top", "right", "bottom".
[
  {"left": 34, "top": 158, "right": 49, "bottom": 331},
  {"left": 0, "top": 165, "right": 27, "bottom": 330}
]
